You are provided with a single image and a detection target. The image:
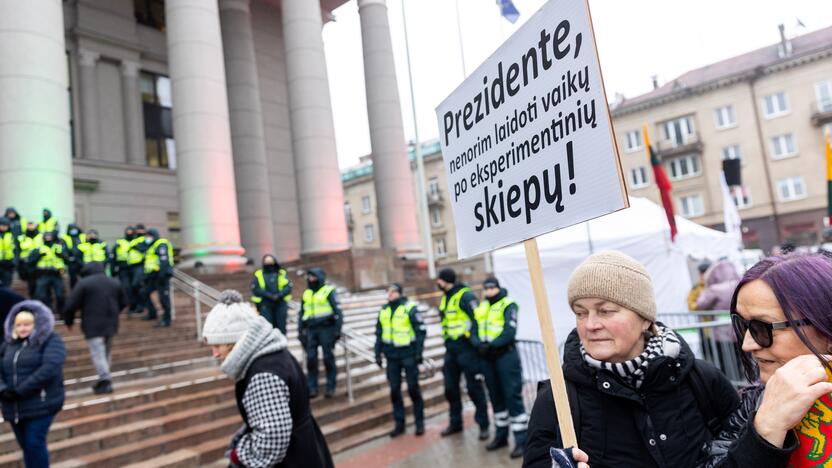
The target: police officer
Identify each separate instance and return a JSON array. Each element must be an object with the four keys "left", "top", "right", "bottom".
[
  {"left": 37, "top": 208, "right": 58, "bottom": 234},
  {"left": 112, "top": 226, "right": 137, "bottom": 310},
  {"left": 29, "top": 230, "right": 67, "bottom": 315},
  {"left": 374, "top": 283, "right": 426, "bottom": 437},
  {"left": 79, "top": 229, "right": 108, "bottom": 265},
  {"left": 137, "top": 229, "right": 173, "bottom": 327},
  {"left": 298, "top": 268, "right": 341, "bottom": 399},
  {"left": 436, "top": 267, "right": 490, "bottom": 440},
  {"left": 3, "top": 207, "right": 25, "bottom": 238},
  {"left": 0, "top": 218, "right": 16, "bottom": 287},
  {"left": 17, "top": 222, "right": 39, "bottom": 297},
  {"left": 126, "top": 224, "right": 147, "bottom": 315},
  {"left": 250, "top": 254, "right": 292, "bottom": 334},
  {"left": 62, "top": 223, "right": 85, "bottom": 288},
  {"left": 474, "top": 277, "right": 528, "bottom": 458}
]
